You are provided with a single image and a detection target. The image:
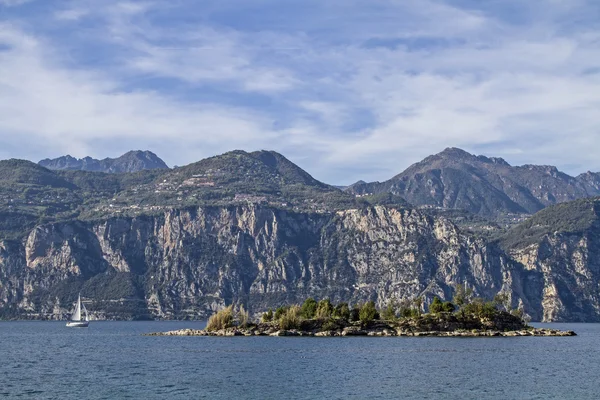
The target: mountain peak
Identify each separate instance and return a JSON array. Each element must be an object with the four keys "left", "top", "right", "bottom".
[
  {"left": 438, "top": 147, "right": 473, "bottom": 158},
  {"left": 39, "top": 150, "right": 168, "bottom": 173},
  {"left": 346, "top": 147, "right": 600, "bottom": 219}
]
